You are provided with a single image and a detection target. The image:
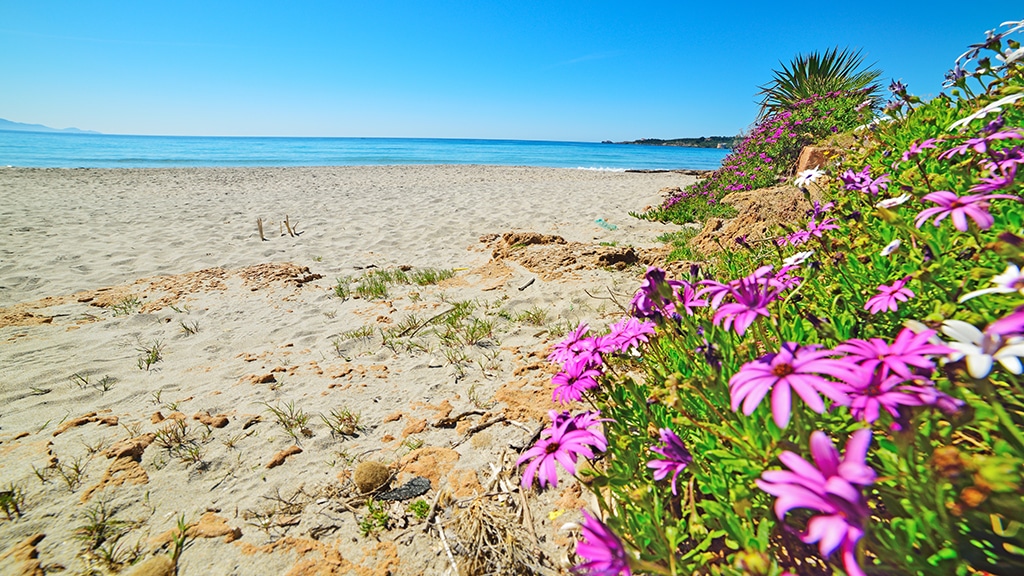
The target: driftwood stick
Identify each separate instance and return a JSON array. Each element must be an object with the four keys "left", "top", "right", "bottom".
[{"left": 257, "top": 217, "right": 266, "bottom": 241}]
